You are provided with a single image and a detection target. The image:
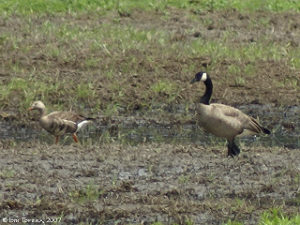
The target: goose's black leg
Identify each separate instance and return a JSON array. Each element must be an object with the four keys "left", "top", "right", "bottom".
[{"left": 227, "top": 139, "right": 240, "bottom": 157}]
